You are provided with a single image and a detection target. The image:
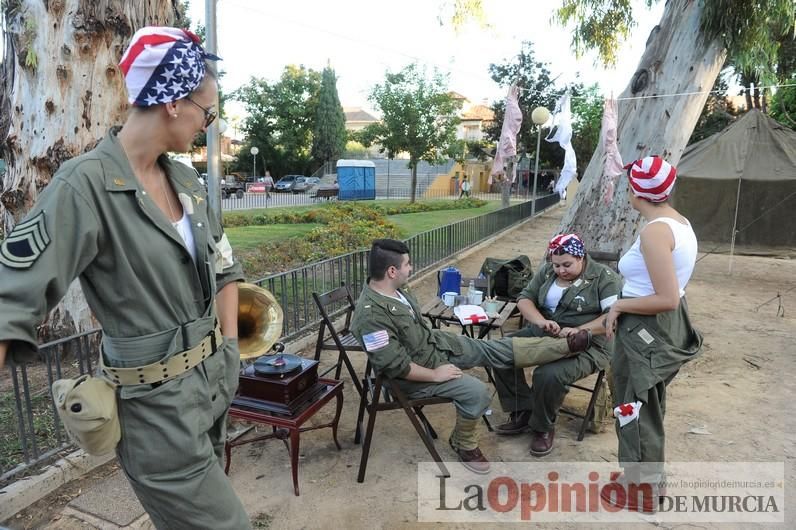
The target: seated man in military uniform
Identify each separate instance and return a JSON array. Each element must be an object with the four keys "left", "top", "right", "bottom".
[
  {"left": 350, "top": 239, "right": 591, "bottom": 474},
  {"left": 493, "top": 234, "right": 621, "bottom": 456}
]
